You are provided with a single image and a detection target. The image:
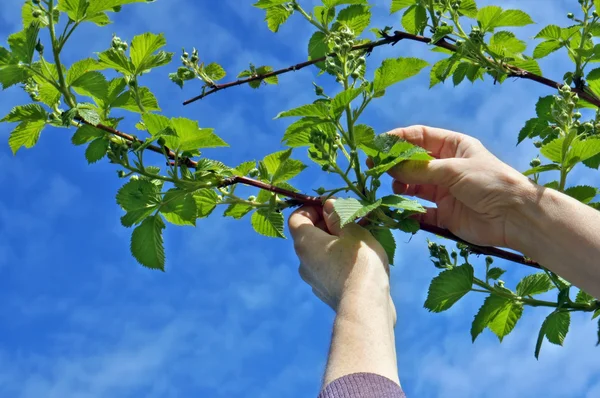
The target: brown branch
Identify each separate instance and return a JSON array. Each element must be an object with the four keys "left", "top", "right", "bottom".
[
  {"left": 78, "top": 120, "right": 537, "bottom": 268},
  {"left": 183, "top": 30, "right": 600, "bottom": 108}
]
